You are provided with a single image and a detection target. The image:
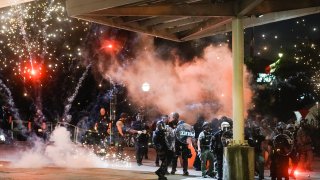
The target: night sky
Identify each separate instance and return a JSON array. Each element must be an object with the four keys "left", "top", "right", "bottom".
[{"left": 0, "top": 0, "right": 319, "bottom": 125}]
